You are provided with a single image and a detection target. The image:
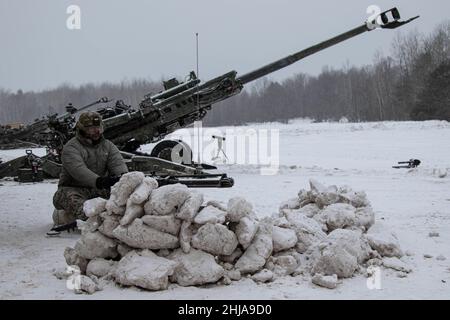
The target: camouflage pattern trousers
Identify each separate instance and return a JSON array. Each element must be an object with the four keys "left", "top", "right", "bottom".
[{"left": 52, "top": 187, "right": 109, "bottom": 225}]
